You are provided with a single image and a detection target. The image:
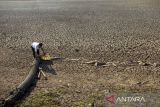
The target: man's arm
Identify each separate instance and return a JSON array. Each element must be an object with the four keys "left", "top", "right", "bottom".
[{"left": 40, "top": 47, "right": 45, "bottom": 55}]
